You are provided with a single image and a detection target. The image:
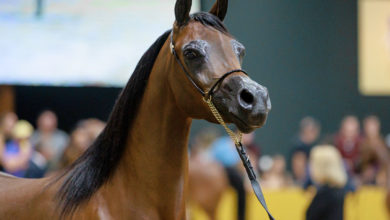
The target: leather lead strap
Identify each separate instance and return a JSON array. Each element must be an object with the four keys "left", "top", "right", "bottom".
[
  {"left": 170, "top": 32, "right": 275, "bottom": 220},
  {"left": 236, "top": 143, "right": 275, "bottom": 220}
]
